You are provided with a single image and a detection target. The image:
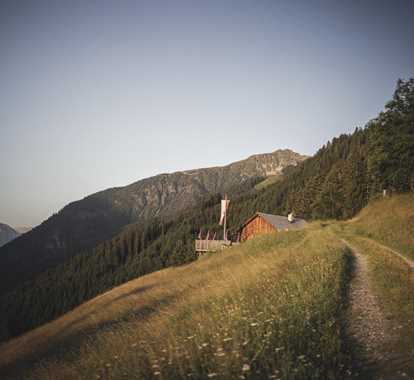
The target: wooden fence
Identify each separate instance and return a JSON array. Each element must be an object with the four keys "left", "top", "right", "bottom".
[{"left": 195, "top": 240, "right": 238, "bottom": 254}]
